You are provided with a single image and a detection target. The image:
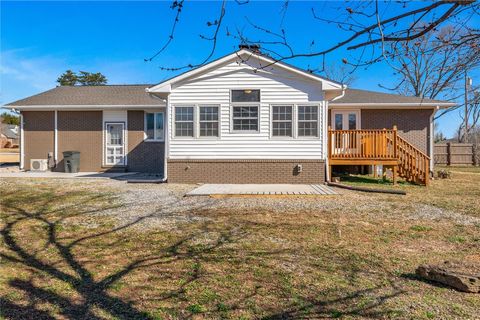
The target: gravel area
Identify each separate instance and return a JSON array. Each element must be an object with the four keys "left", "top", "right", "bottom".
[{"left": 2, "top": 177, "right": 479, "bottom": 229}]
